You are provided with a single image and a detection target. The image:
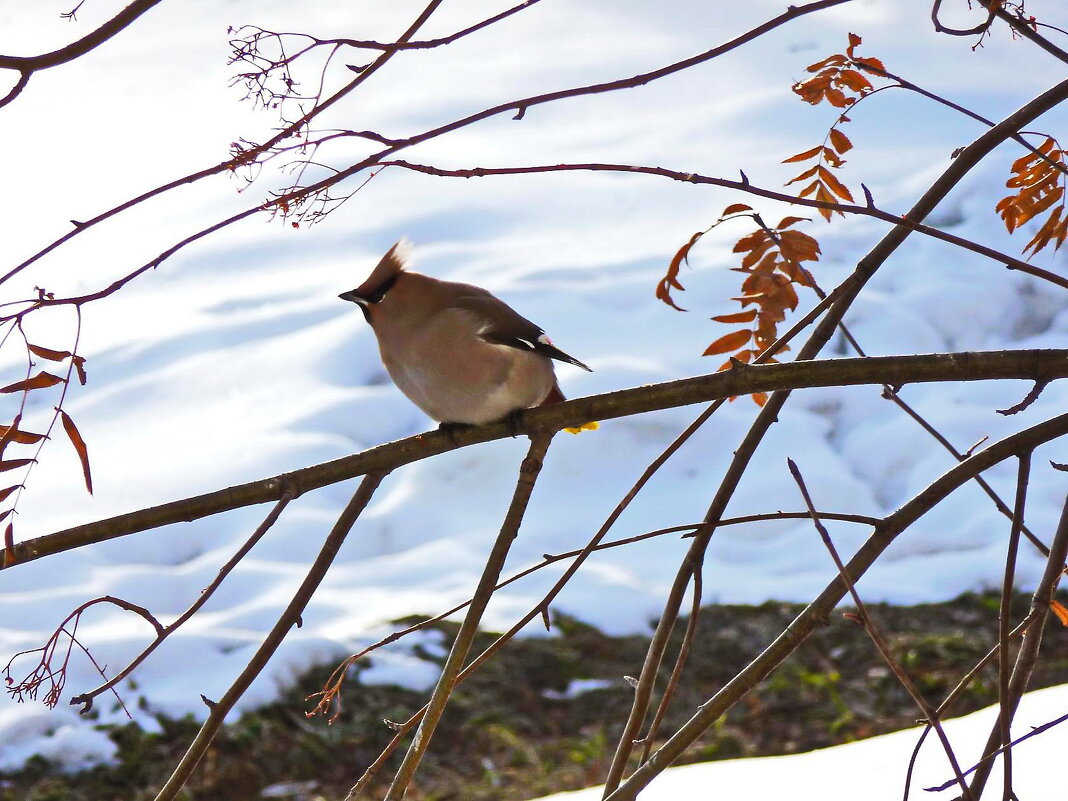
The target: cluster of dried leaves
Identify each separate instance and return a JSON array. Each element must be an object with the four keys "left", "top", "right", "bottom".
[
  {"left": 0, "top": 338, "right": 91, "bottom": 568},
  {"left": 996, "top": 136, "right": 1068, "bottom": 255},
  {"left": 658, "top": 31, "right": 1067, "bottom": 404}
]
